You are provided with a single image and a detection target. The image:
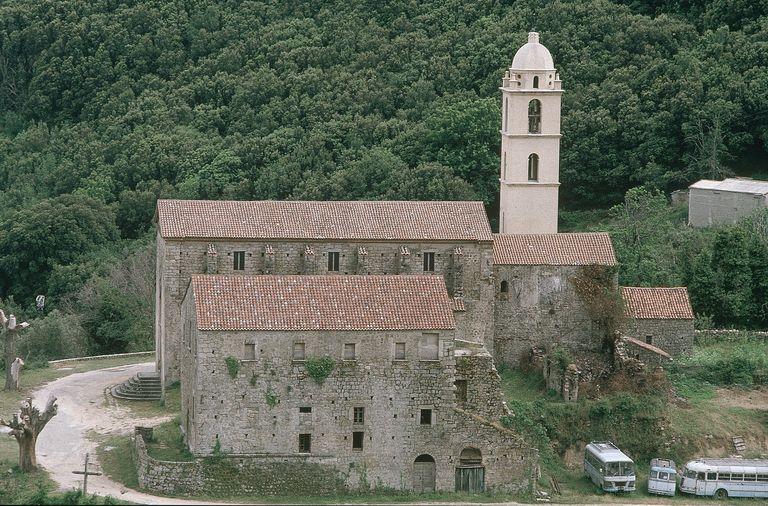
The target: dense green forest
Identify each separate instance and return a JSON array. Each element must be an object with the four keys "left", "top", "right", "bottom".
[{"left": 1, "top": 0, "right": 767, "bottom": 358}]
